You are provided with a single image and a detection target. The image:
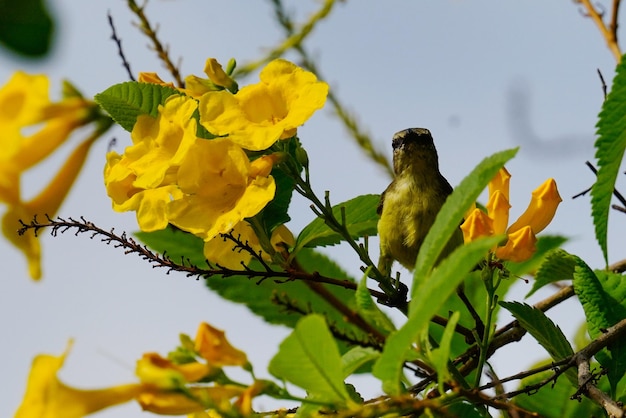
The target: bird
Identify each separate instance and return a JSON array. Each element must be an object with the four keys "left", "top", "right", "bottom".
[{"left": 377, "top": 128, "right": 463, "bottom": 277}]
